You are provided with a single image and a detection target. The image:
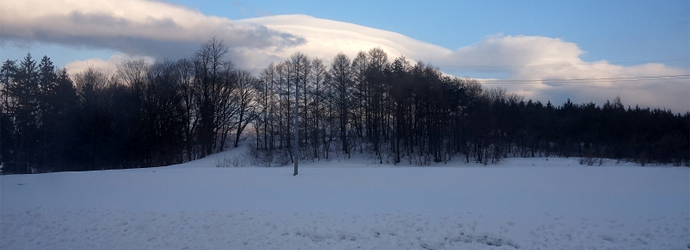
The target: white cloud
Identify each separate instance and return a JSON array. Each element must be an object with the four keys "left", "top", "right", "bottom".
[
  {"left": 2, "top": 0, "right": 686, "bottom": 112},
  {"left": 449, "top": 36, "right": 688, "bottom": 111},
  {"left": 242, "top": 16, "right": 688, "bottom": 112},
  {"left": 0, "top": 0, "right": 303, "bottom": 58},
  {"left": 237, "top": 15, "right": 450, "bottom": 63},
  {"left": 63, "top": 54, "right": 155, "bottom": 77}
]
